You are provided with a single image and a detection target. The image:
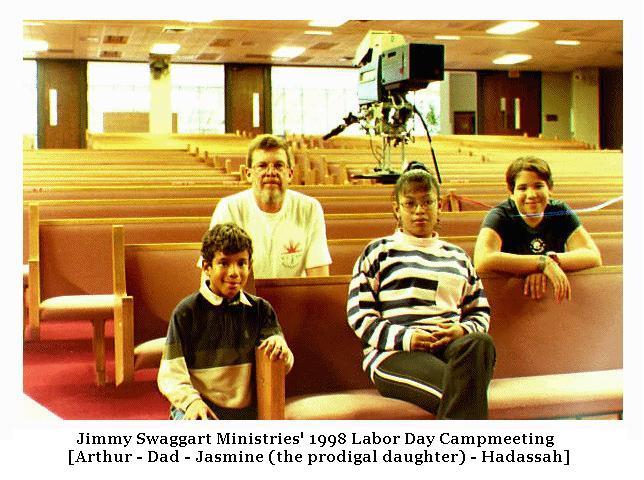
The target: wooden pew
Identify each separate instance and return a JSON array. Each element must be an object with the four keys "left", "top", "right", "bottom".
[
  {"left": 445, "top": 192, "right": 623, "bottom": 212},
  {"left": 26, "top": 204, "right": 623, "bottom": 355},
  {"left": 324, "top": 210, "right": 623, "bottom": 239},
  {"left": 26, "top": 211, "right": 211, "bottom": 385},
  {"left": 26, "top": 205, "right": 624, "bottom": 325},
  {"left": 85, "top": 132, "right": 246, "bottom": 150},
  {"left": 253, "top": 268, "right": 622, "bottom": 419},
  {"left": 109, "top": 239, "right": 623, "bottom": 418},
  {"left": 111, "top": 230, "right": 202, "bottom": 386},
  {"left": 23, "top": 180, "right": 623, "bottom": 201},
  {"left": 327, "top": 232, "right": 623, "bottom": 275}
]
